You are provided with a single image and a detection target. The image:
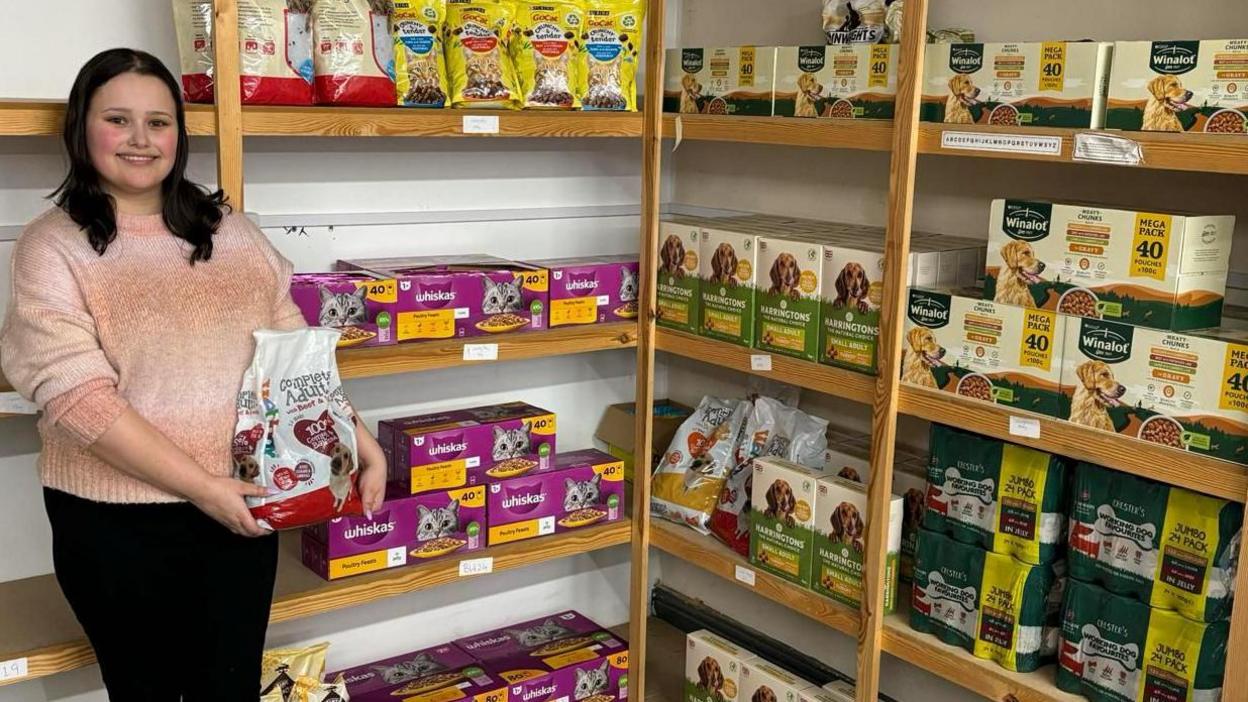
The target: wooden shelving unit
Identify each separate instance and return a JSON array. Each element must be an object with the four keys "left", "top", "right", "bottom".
[
  {"left": 661, "top": 114, "right": 893, "bottom": 151},
  {"left": 0, "top": 519, "right": 630, "bottom": 686}
]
